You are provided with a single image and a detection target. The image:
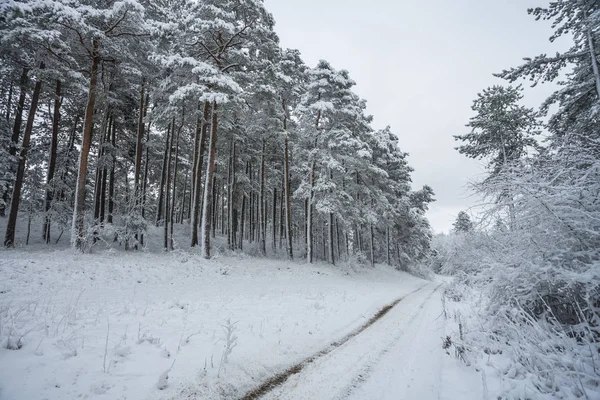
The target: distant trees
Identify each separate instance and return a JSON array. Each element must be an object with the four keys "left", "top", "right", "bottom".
[
  {"left": 0, "top": 0, "right": 433, "bottom": 268},
  {"left": 452, "top": 211, "right": 473, "bottom": 233}
]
